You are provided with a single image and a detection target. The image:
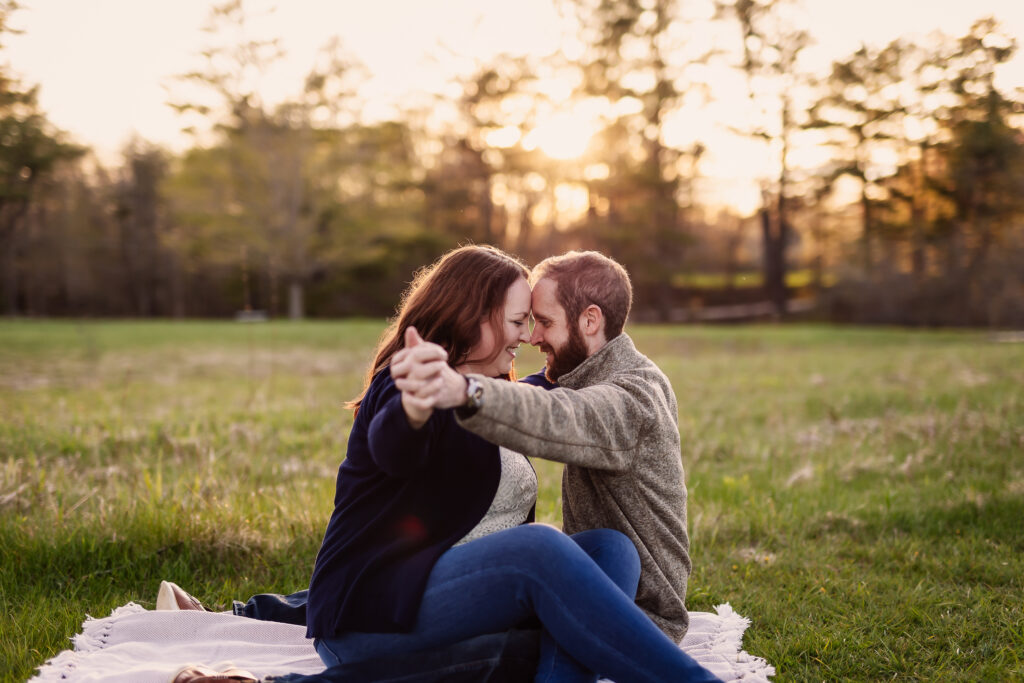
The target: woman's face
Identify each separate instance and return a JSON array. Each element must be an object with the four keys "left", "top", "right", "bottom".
[{"left": 464, "top": 277, "right": 532, "bottom": 377}]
